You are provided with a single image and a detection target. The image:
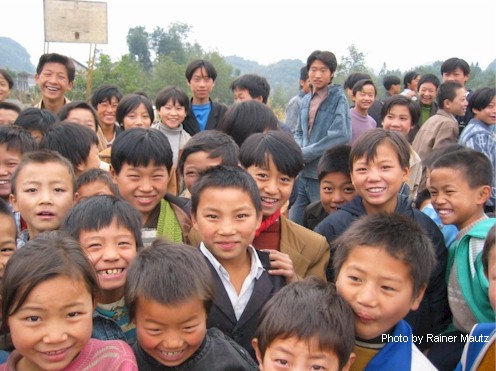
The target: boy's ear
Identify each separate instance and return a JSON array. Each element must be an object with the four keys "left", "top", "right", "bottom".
[
  {"left": 342, "top": 352, "right": 356, "bottom": 371},
  {"left": 401, "top": 165, "right": 410, "bottom": 182},
  {"left": 476, "top": 185, "right": 491, "bottom": 205},
  {"left": 190, "top": 212, "right": 199, "bottom": 231},
  {"left": 410, "top": 284, "right": 427, "bottom": 311},
  {"left": 72, "top": 191, "right": 79, "bottom": 206},
  {"left": 252, "top": 338, "right": 264, "bottom": 368},
  {"left": 9, "top": 193, "right": 18, "bottom": 212},
  {"left": 109, "top": 165, "right": 118, "bottom": 184}
]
